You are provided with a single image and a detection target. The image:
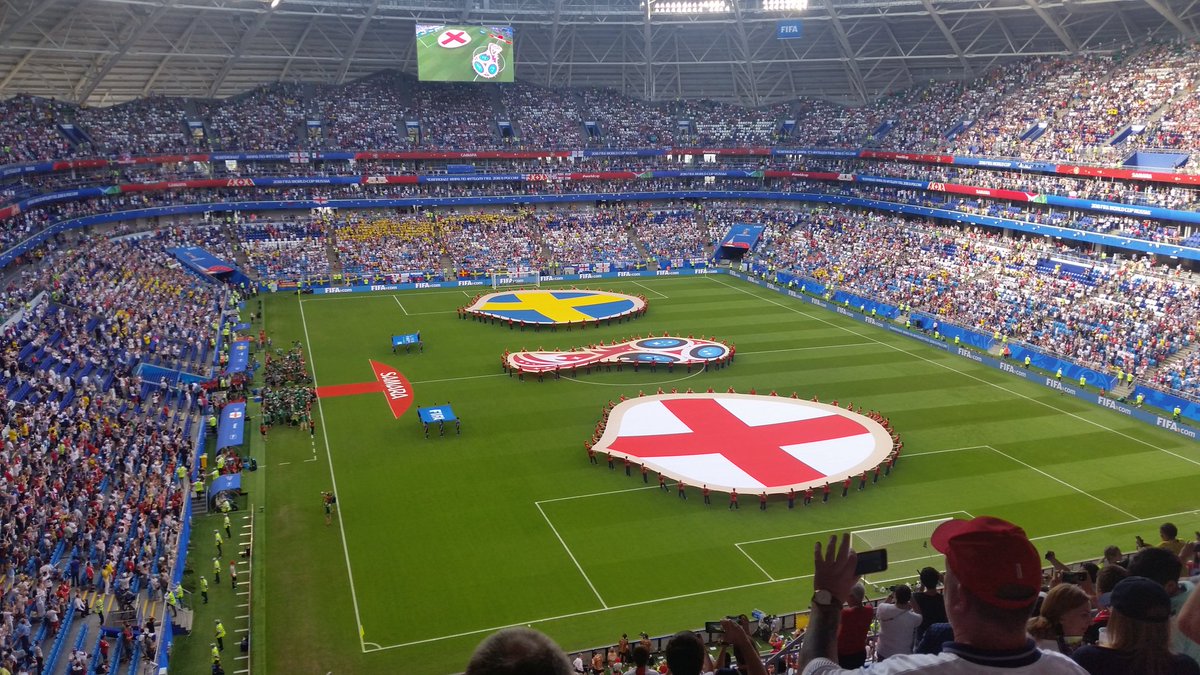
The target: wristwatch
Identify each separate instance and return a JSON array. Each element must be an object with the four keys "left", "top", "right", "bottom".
[{"left": 812, "top": 589, "right": 840, "bottom": 607}]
